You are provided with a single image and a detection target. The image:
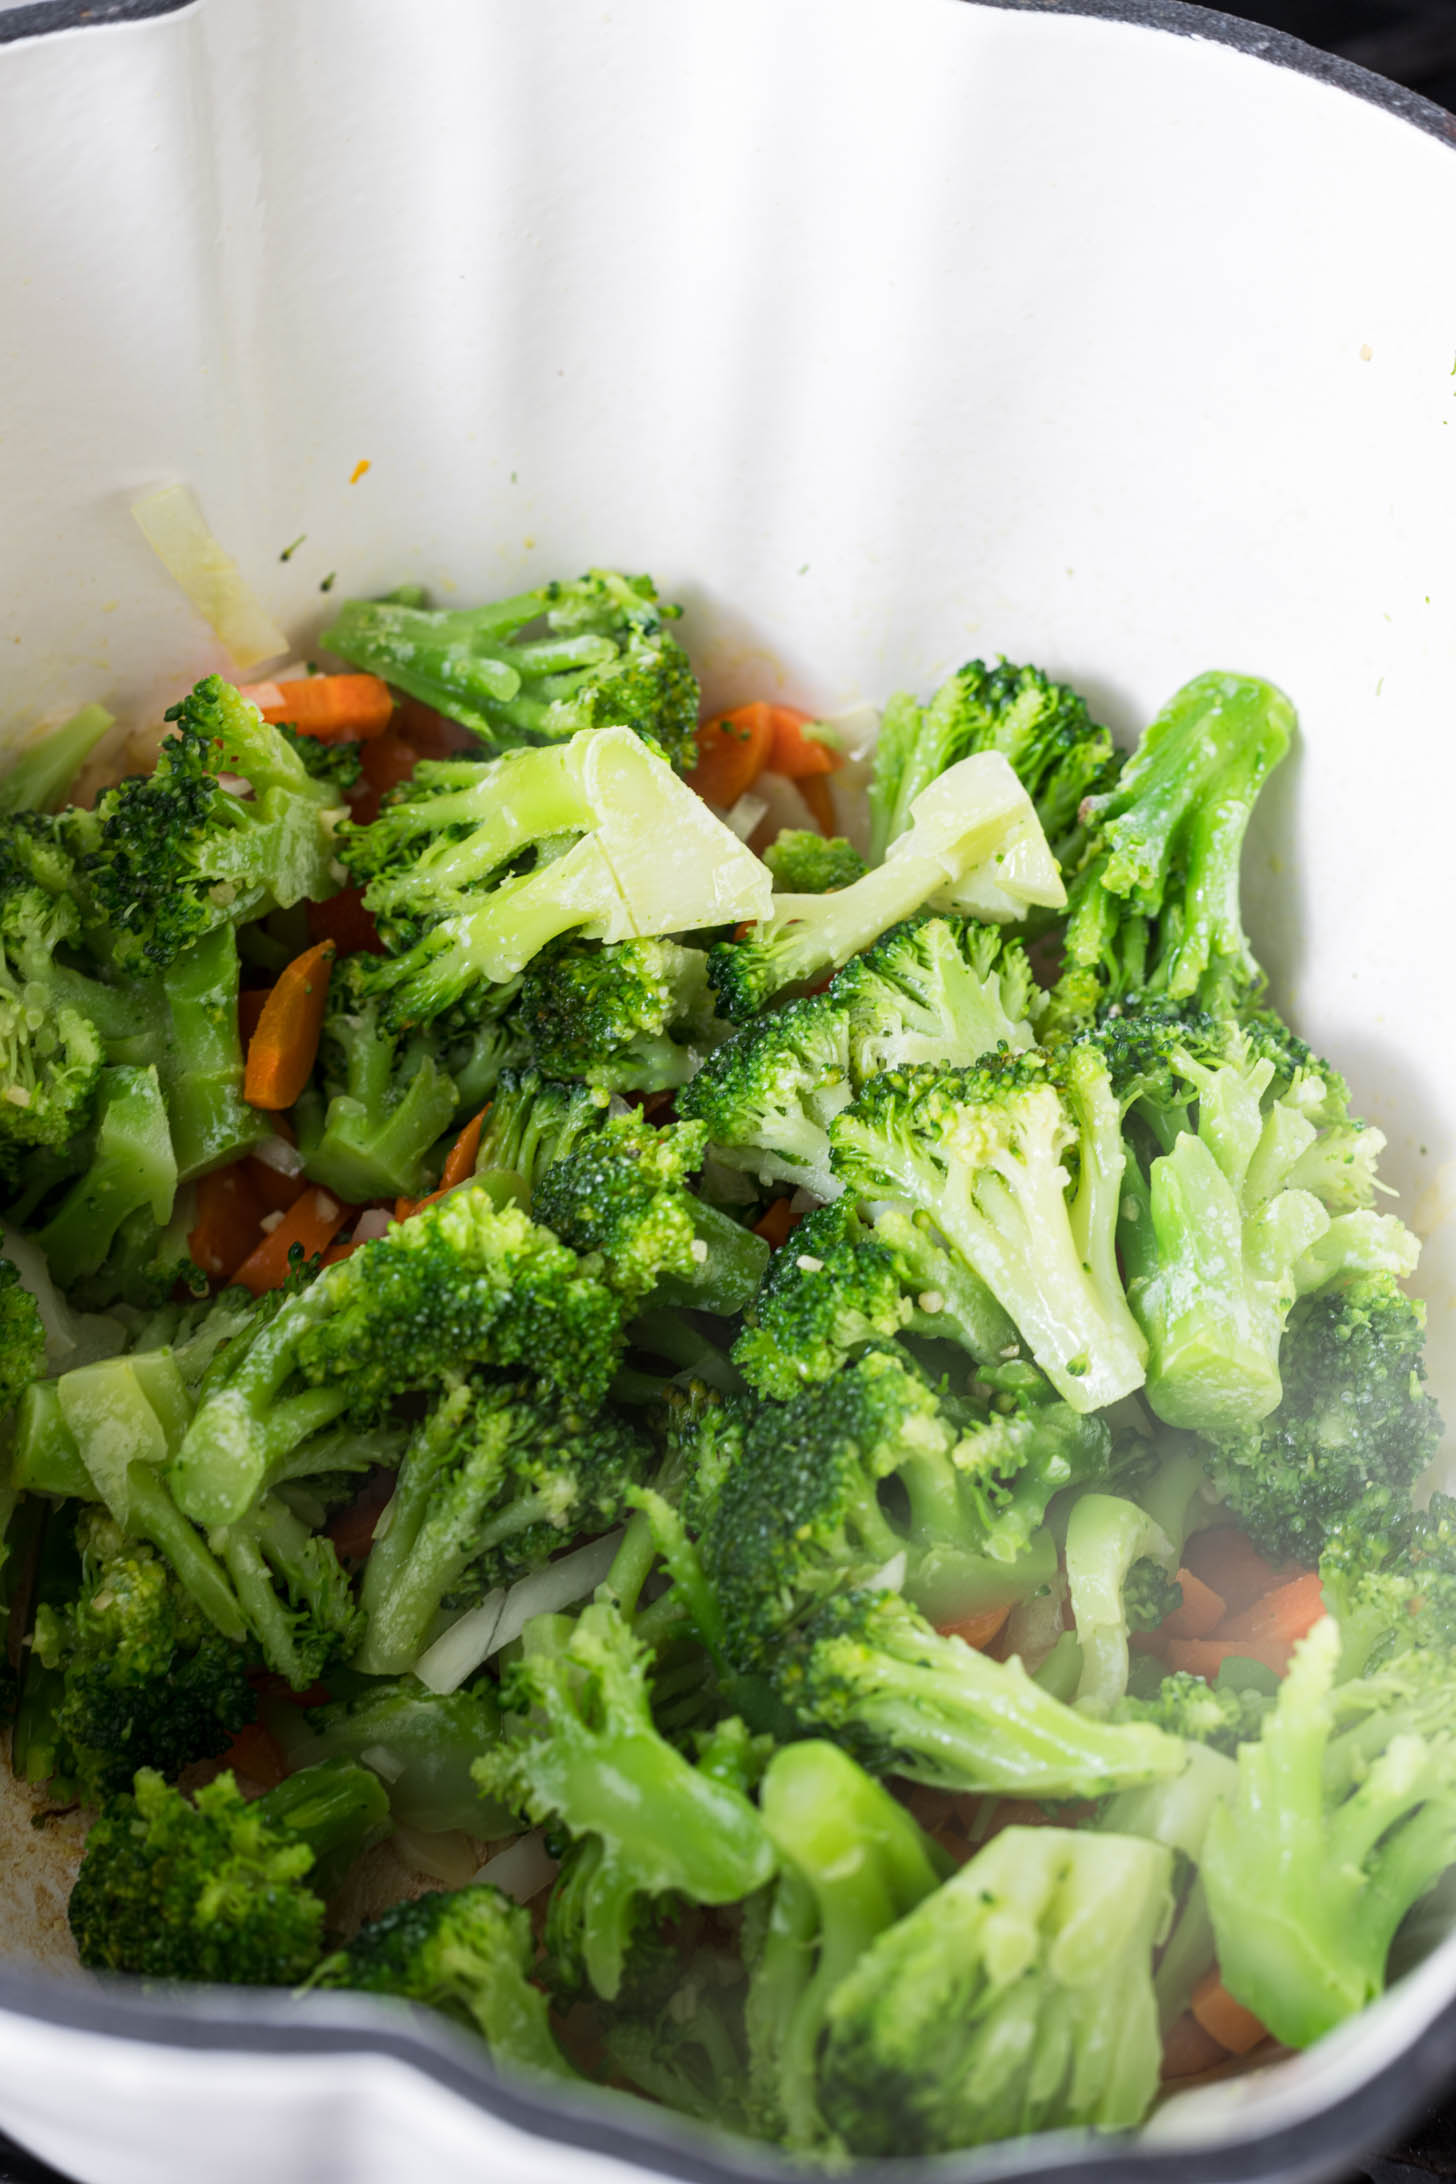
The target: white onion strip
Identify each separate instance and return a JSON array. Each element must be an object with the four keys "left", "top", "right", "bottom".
[
  {"left": 132, "top": 483, "right": 288, "bottom": 669},
  {"left": 474, "top": 1830, "right": 558, "bottom": 1905},
  {"left": 413, "top": 1528, "right": 624, "bottom": 1696}
]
